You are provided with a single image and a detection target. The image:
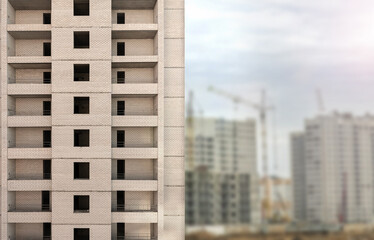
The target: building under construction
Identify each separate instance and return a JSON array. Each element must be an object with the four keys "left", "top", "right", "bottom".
[
  {"left": 185, "top": 117, "right": 261, "bottom": 226},
  {"left": 292, "top": 113, "right": 374, "bottom": 224}
]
